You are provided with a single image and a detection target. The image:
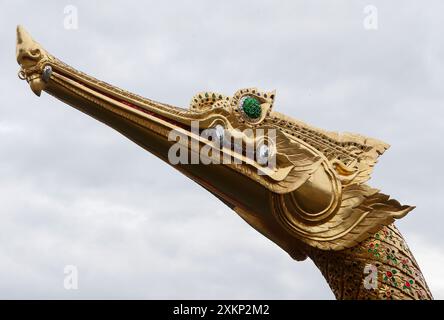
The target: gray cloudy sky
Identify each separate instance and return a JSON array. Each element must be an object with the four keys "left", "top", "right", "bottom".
[{"left": 0, "top": 0, "right": 443, "bottom": 299}]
